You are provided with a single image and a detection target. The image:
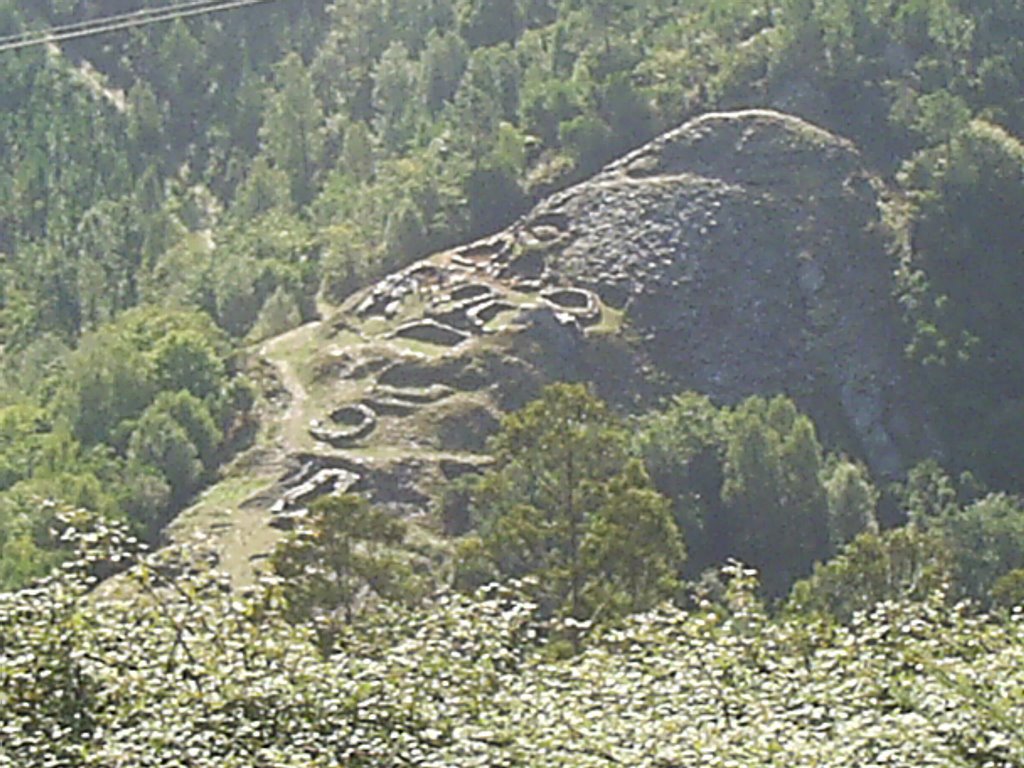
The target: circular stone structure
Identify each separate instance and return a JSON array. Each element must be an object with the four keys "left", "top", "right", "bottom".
[
  {"left": 309, "top": 403, "right": 377, "bottom": 447},
  {"left": 541, "top": 287, "right": 601, "bottom": 325}
]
